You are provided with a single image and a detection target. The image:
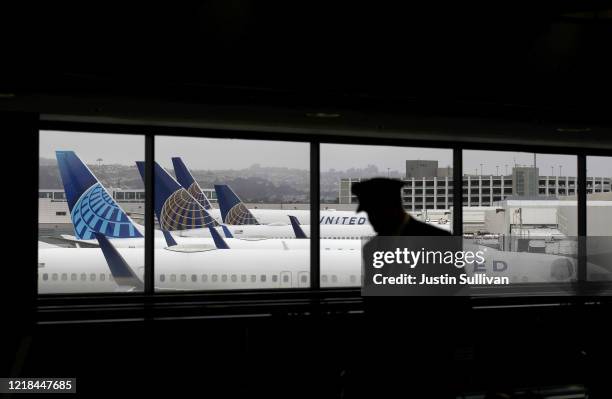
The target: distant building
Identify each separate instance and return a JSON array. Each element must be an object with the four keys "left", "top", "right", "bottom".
[
  {"left": 339, "top": 163, "right": 611, "bottom": 210},
  {"left": 512, "top": 166, "right": 539, "bottom": 197},
  {"left": 405, "top": 160, "right": 438, "bottom": 179}
]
